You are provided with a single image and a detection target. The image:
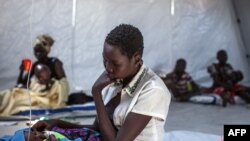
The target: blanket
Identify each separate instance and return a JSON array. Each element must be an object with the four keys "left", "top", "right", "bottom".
[
  {"left": 13, "top": 102, "right": 96, "bottom": 119},
  {"left": 0, "top": 127, "right": 101, "bottom": 141},
  {"left": 189, "top": 93, "right": 246, "bottom": 105},
  {"left": 0, "top": 78, "right": 69, "bottom": 116}
]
